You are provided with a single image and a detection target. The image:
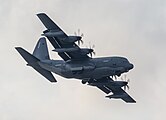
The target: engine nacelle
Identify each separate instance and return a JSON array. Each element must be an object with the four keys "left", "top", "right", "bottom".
[
  {"left": 79, "top": 48, "right": 94, "bottom": 54},
  {"left": 42, "top": 30, "right": 82, "bottom": 43},
  {"left": 42, "top": 30, "right": 64, "bottom": 37},
  {"left": 113, "top": 81, "right": 128, "bottom": 87},
  {"left": 63, "top": 36, "right": 82, "bottom": 43}
]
